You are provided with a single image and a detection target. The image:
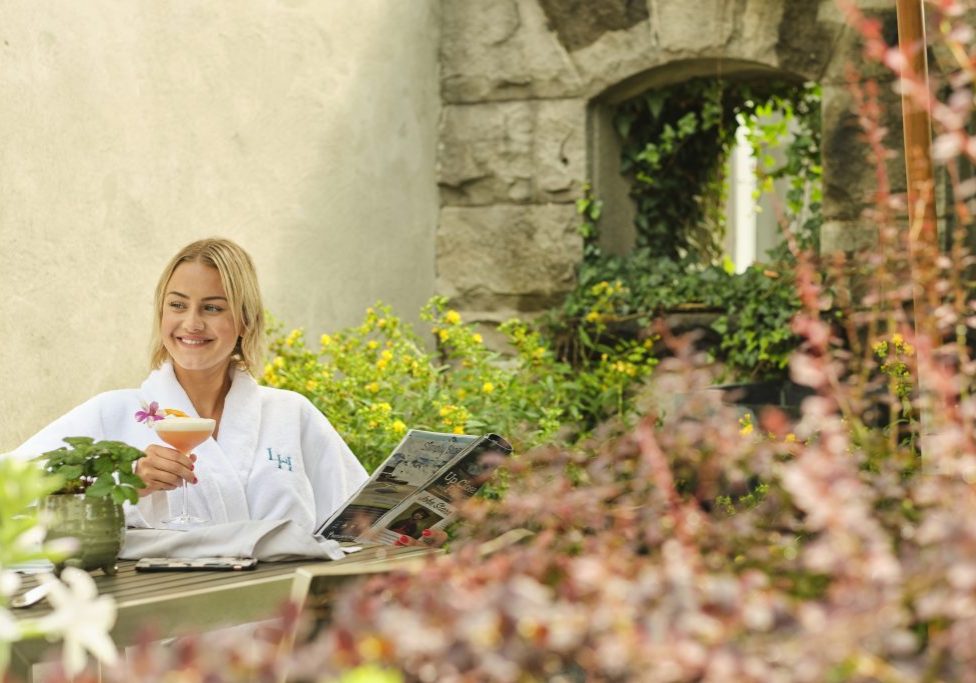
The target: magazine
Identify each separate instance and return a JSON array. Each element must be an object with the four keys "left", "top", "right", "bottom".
[{"left": 315, "top": 430, "right": 512, "bottom": 543}]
